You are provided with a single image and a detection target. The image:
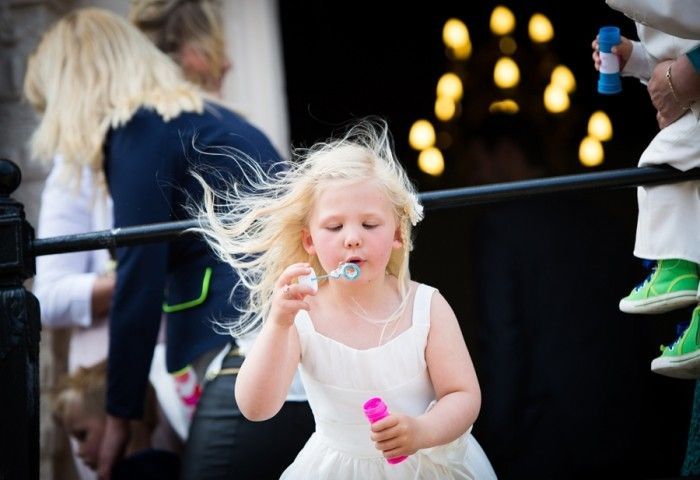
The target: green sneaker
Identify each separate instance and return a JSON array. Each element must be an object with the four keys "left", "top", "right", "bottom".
[
  {"left": 651, "top": 307, "right": 700, "bottom": 379},
  {"left": 619, "top": 259, "right": 699, "bottom": 314}
]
